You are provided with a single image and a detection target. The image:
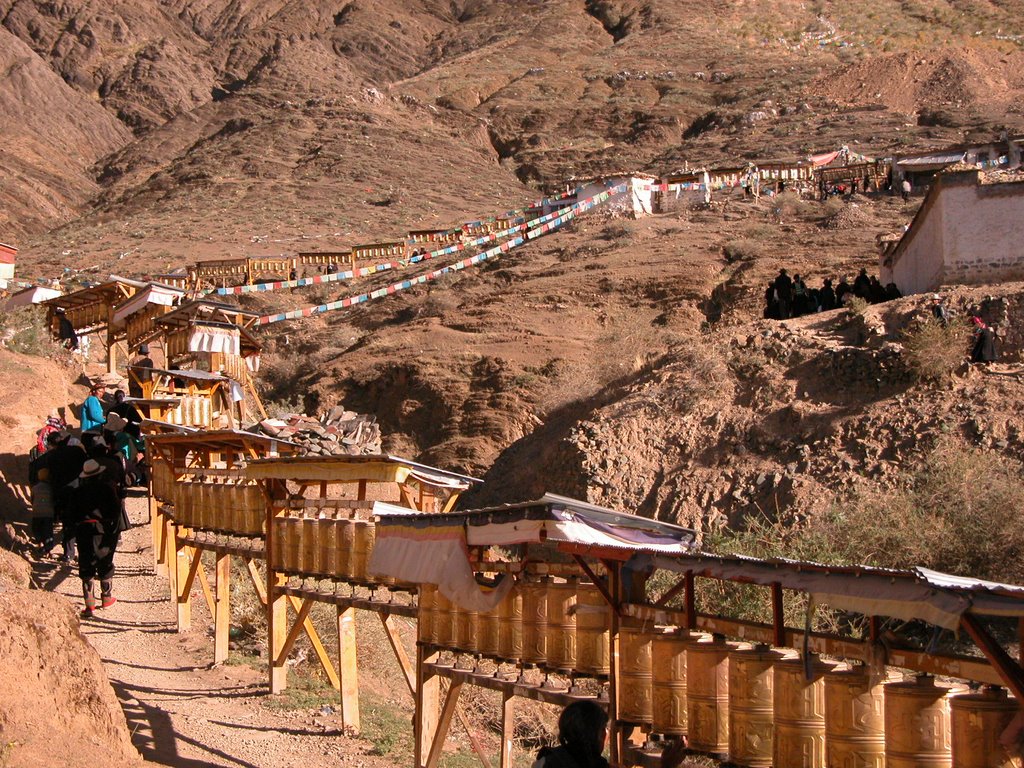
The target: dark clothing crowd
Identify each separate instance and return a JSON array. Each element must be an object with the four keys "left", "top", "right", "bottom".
[
  {"left": 765, "top": 268, "right": 901, "bottom": 320},
  {"left": 29, "top": 383, "right": 147, "bottom": 617}
]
